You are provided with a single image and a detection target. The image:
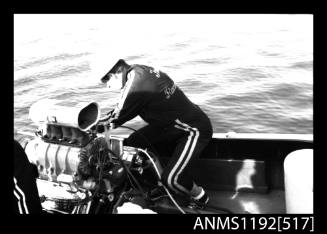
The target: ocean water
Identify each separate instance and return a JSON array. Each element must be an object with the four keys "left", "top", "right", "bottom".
[{"left": 14, "top": 14, "right": 313, "bottom": 135}]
